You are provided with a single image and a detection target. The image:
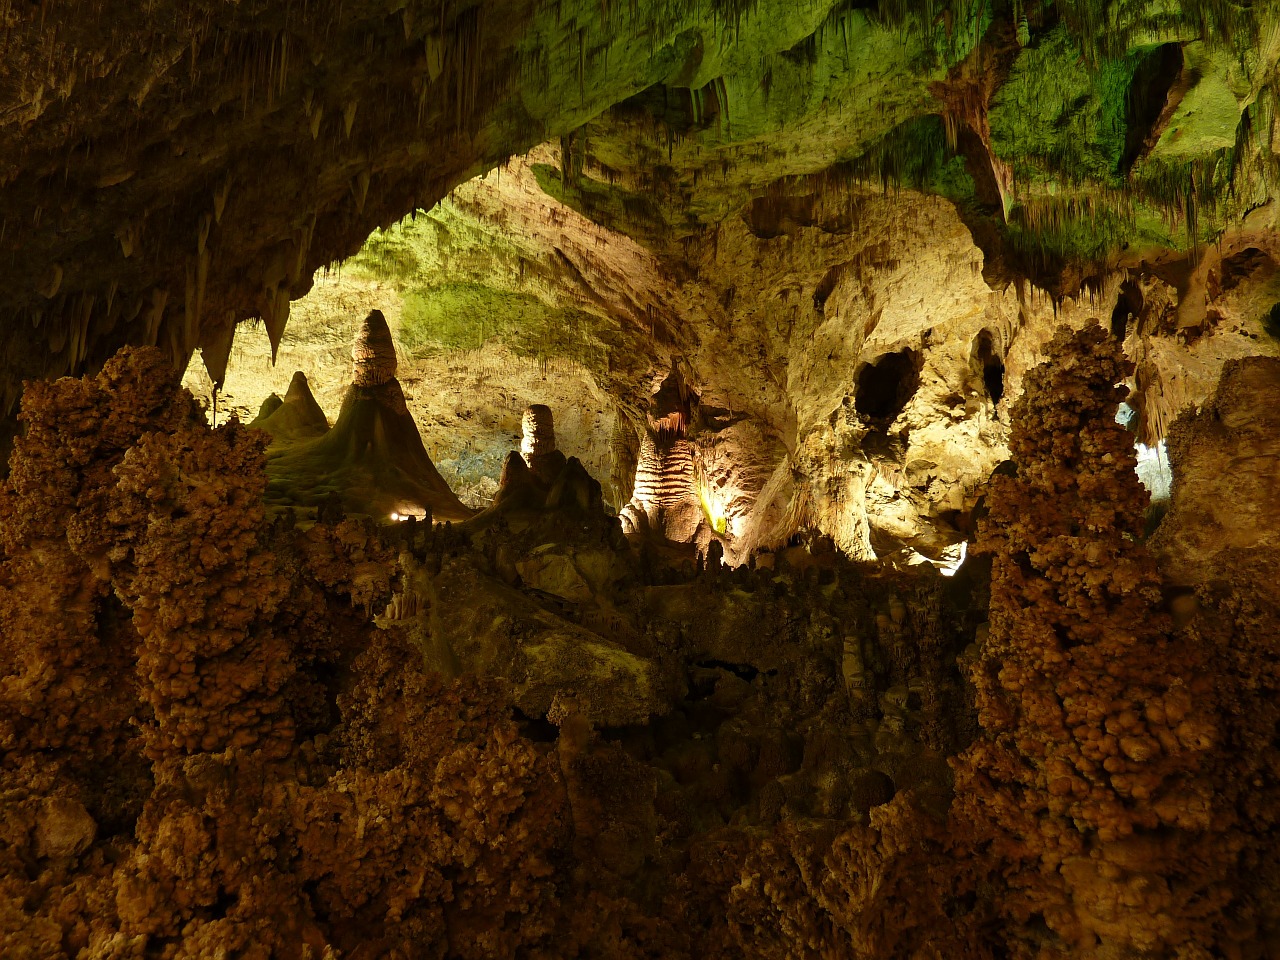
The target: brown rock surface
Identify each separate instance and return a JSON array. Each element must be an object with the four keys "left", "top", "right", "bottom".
[
  {"left": 1151, "top": 355, "right": 1280, "bottom": 584},
  {"left": 3, "top": 4, "right": 1280, "bottom": 955},
  {"left": 949, "top": 325, "right": 1258, "bottom": 956},
  {"left": 2, "top": 327, "right": 1278, "bottom": 956}
]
